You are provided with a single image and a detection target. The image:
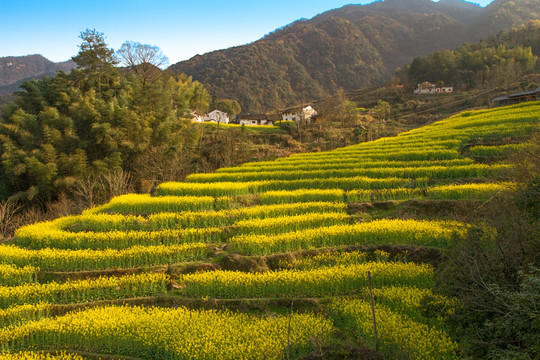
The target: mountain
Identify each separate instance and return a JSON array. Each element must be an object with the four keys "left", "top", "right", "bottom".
[
  {"left": 0, "top": 55, "right": 76, "bottom": 106},
  {"left": 0, "top": 54, "right": 75, "bottom": 87},
  {"left": 169, "top": 0, "right": 540, "bottom": 112},
  {"left": 470, "top": 0, "right": 540, "bottom": 39}
]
